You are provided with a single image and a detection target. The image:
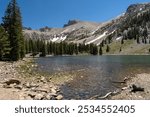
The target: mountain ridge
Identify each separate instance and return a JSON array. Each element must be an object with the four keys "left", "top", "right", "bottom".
[{"left": 24, "top": 2, "right": 150, "bottom": 54}]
